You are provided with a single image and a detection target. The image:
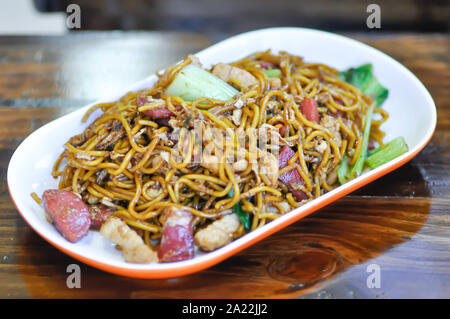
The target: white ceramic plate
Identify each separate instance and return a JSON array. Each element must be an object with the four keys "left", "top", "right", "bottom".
[{"left": 8, "top": 28, "right": 436, "bottom": 278}]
